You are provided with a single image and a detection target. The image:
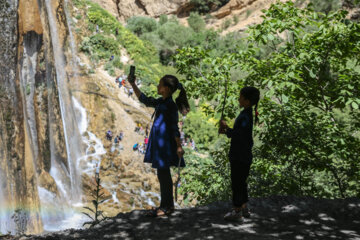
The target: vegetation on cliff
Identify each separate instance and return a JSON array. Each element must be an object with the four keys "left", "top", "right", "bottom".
[
  {"left": 73, "top": 0, "right": 178, "bottom": 96},
  {"left": 175, "top": 1, "right": 360, "bottom": 203}
]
